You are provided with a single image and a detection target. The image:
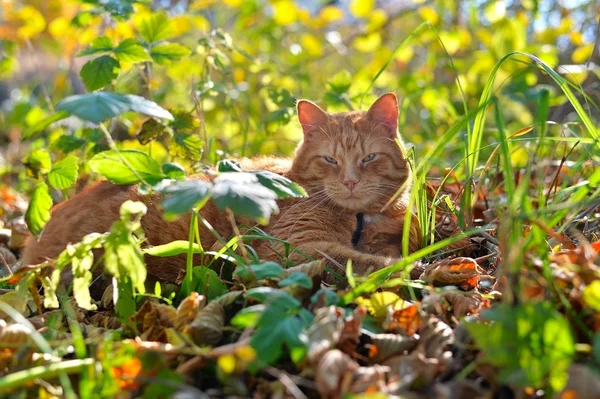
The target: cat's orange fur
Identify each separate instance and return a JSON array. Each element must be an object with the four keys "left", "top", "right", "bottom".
[{"left": 22, "top": 93, "right": 419, "bottom": 289}]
